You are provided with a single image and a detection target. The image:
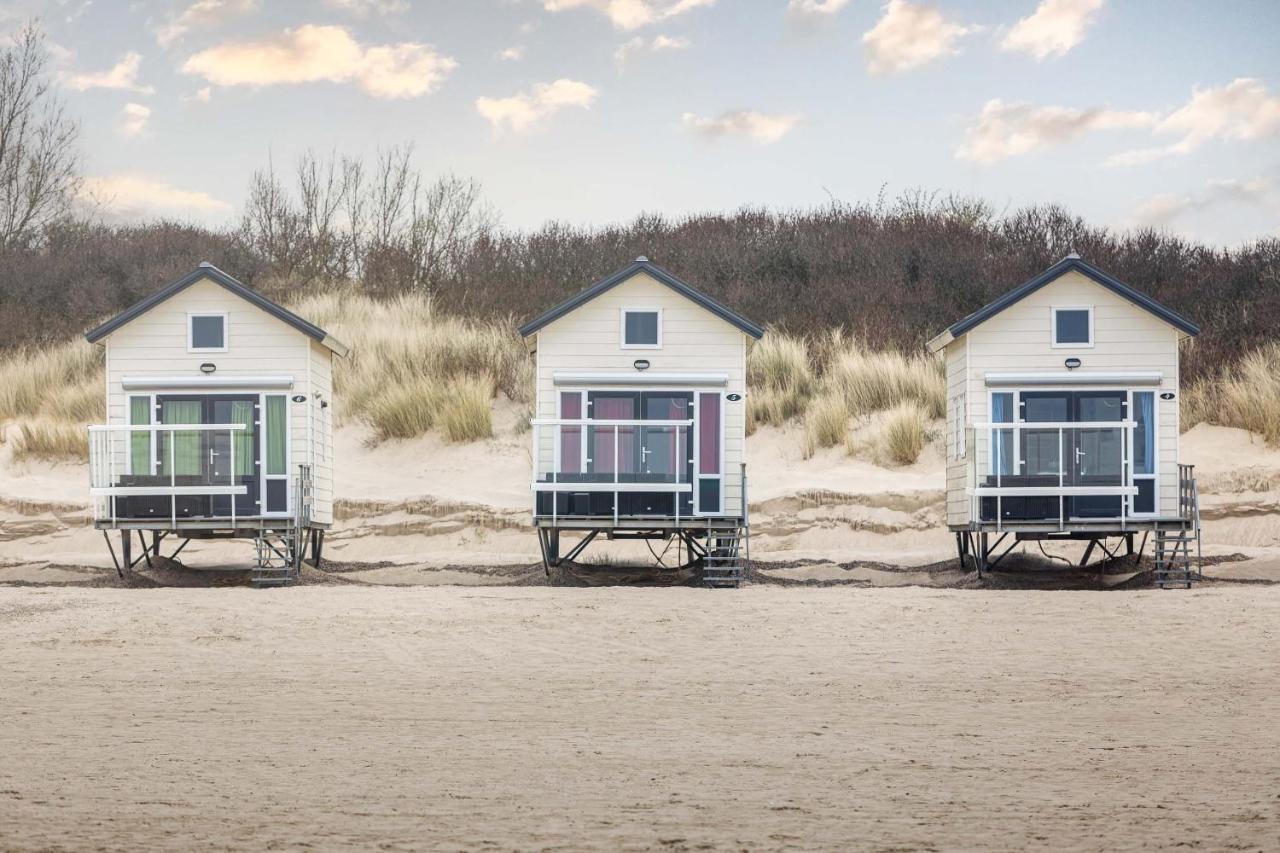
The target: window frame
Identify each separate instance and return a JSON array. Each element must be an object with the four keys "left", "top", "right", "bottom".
[
  {"left": 1050, "top": 305, "right": 1094, "bottom": 349},
  {"left": 187, "top": 311, "right": 229, "bottom": 353},
  {"left": 619, "top": 307, "right": 663, "bottom": 350}
]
